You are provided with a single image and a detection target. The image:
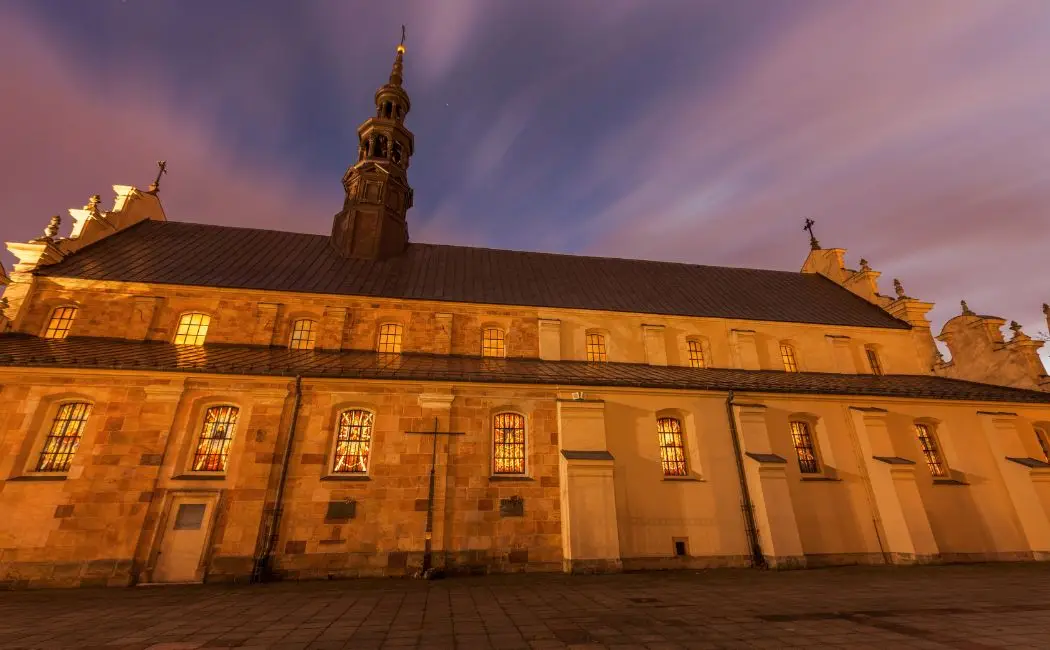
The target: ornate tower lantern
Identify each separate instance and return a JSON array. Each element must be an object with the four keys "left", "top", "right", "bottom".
[{"left": 331, "top": 27, "right": 415, "bottom": 259}]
